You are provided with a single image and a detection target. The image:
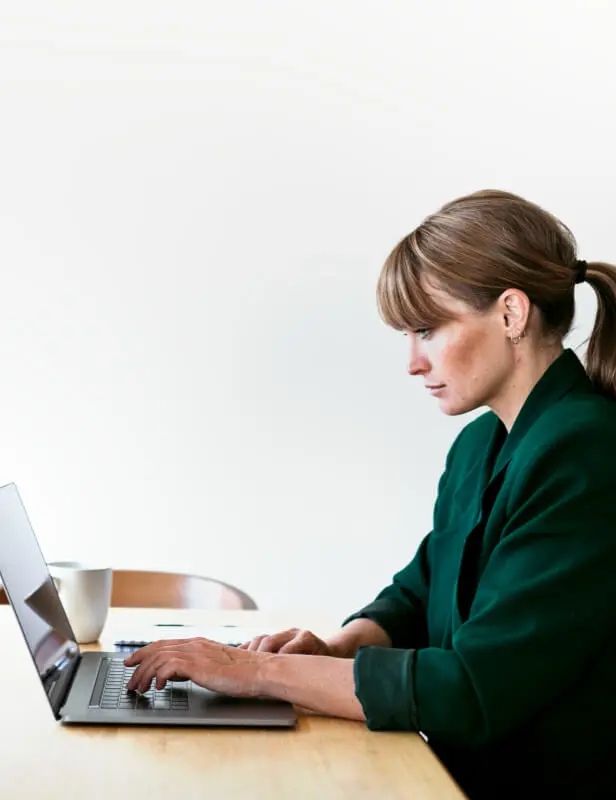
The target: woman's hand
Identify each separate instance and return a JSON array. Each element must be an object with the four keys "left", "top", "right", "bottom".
[
  {"left": 124, "top": 637, "right": 272, "bottom": 696},
  {"left": 238, "top": 628, "right": 334, "bottom": 656}
]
